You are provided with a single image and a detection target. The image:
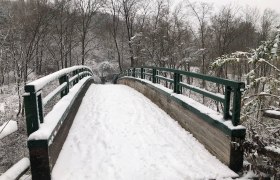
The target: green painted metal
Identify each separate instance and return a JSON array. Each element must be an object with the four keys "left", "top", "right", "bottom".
[
  {"left": 155, "top": 75, "right": 173, "bottom": 83},
  {"left": 152, "top": 69, "right": 156, "bottom": 83},
  {"left": 24, "top": 90, "right": 40, "bottom": 136},
  {"left": 179, "top": 82, "right": 225, "bottom": 103},
  {"left": 224, "top": 86, "right": 231, "bottom": 119},
  {"left": 173, "top": 73, "right": 181, "bottom": 94},
  {"left": 232, "top": 88, "right": 242, "bottom": 126},
  {"left": 23, "top": 67, "right": 93, "bottom": 180},
  {"left": 73, "top": 70, "right": 78, "bottom": 85},
  {"left": 121, "top": 66, "right": 245, "bottom": 126},
  {"left": 156, "top": 70, "right": 159, "bottom": 83},
  {"left": 119, "top": 77, "right": 246, "bottom": 137},
  {"left": 24, "top": 67, "right": 93, "bottom": 136},
  {"left": 59, "top": 75, "right": 69, "bottom": 97},
  {"left": 37, "top": 93, "right": 44, "bottom": 123},
  {"left": 132, "top": 68, "right": 136, "bottom": 77}
]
